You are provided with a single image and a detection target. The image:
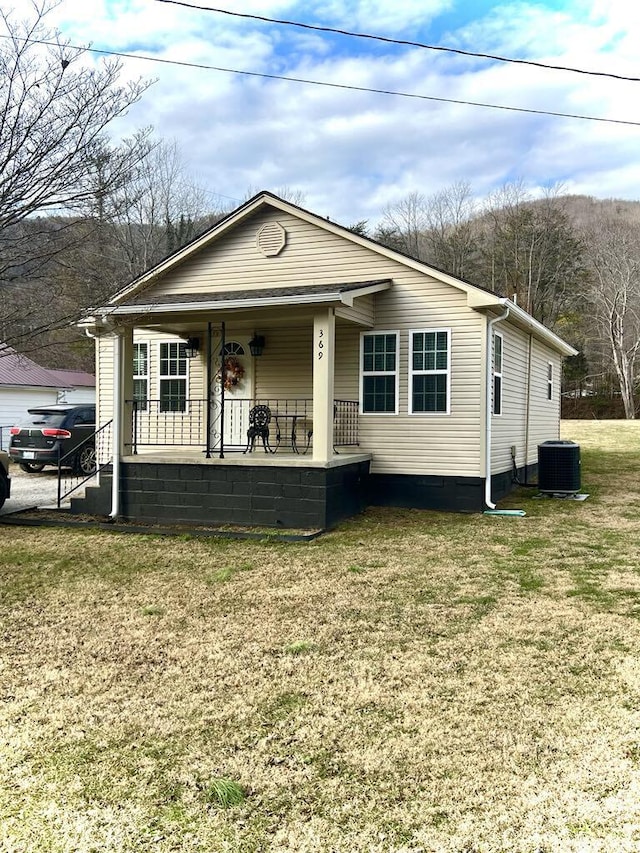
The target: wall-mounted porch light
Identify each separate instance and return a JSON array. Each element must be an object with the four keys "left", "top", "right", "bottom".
[
  {"left": 248, "top": 334, "right": 265, "bottom": 357},
  {"left": 184, "top": 337, "right": 200, "bottom": 359}
]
